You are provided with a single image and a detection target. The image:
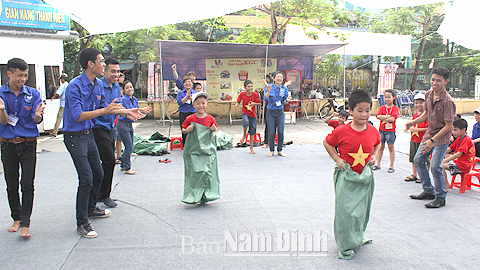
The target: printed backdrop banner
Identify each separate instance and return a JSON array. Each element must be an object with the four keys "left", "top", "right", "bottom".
[
  {"left": 377, "top": 63, "right": 398, "bottom": 96},
  {"left": 205, "top": 58, "right": 277, "bottom": 102}
]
